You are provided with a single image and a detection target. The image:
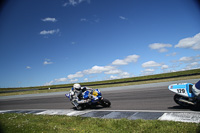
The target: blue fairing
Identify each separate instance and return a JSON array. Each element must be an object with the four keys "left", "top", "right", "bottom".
[
  {"left": 83, "top": 91, "right": 90, "bottom": 99},
  {"left": 65, "top": 93, "right": 70, "bottom": 99},
  {"left": 95, "top": 89, "right": 102, "bottom": 97},
  {"left": 168, "top": 83, "right": 195, "bottom": 98}
]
